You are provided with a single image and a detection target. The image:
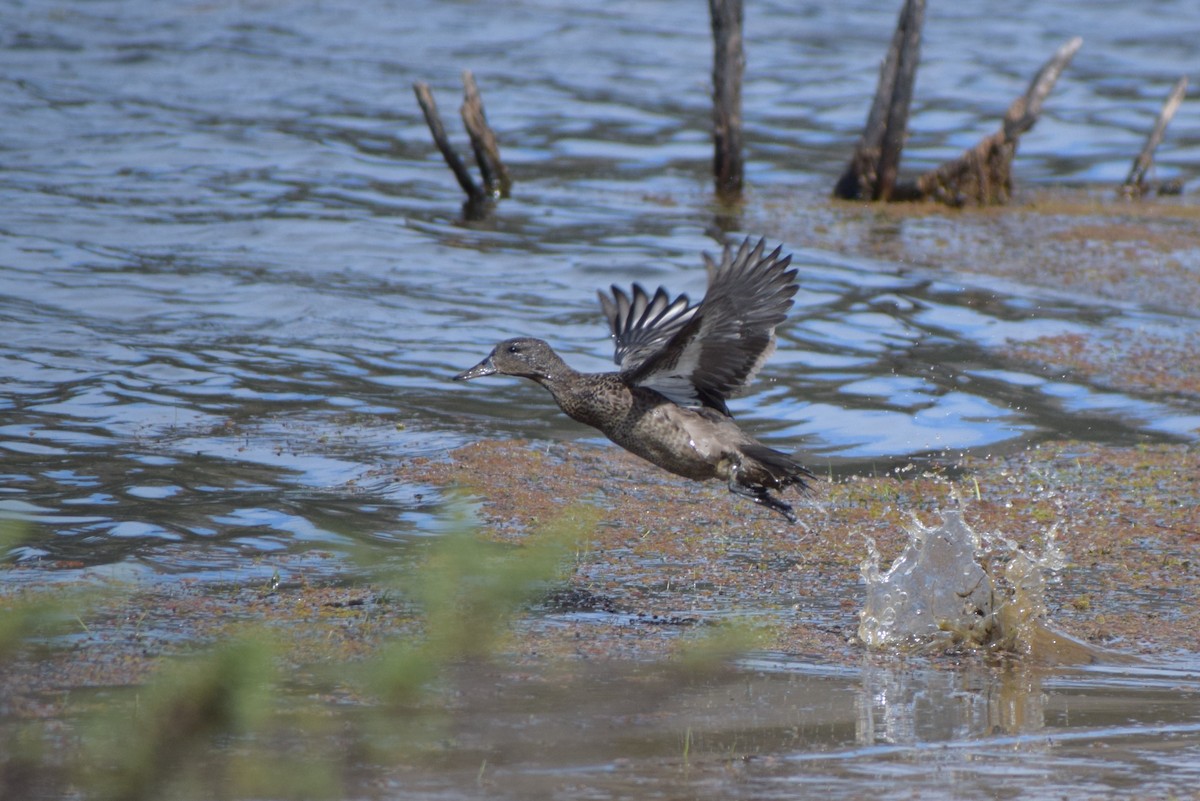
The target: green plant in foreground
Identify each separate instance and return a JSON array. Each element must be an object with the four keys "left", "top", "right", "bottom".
[
  {"left": 81, "top": 636, "right": 277, "bottom": 801},
  {"left": 675, "top": 617, "right": 772, "bottom": 673},
  {"left": 367, "top": 502, "right": 598, "bottom": 703},
  {"left": 62, "top": 503, "right": 597, "bottom": 799},
  {"left": 0, "top": 522, "right": 53, "bottom": 657},
  {"left": 15, "top": 500, "right": 769, "bottom": 799}
]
